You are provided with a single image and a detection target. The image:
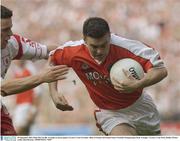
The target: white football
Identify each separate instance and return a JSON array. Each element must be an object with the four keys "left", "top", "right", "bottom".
[{"left": 110, "top": 58, "right": 144, "bottom": 85}]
